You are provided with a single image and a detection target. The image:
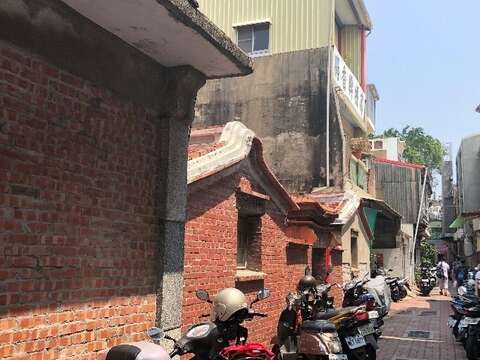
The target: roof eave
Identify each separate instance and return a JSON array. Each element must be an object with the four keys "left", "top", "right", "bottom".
[
  {"left": 354, "top": 0, "right": 373, "bottom": 30},
  {"left": 60, "top": 0, "right": 253, "bottom": 79}
]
